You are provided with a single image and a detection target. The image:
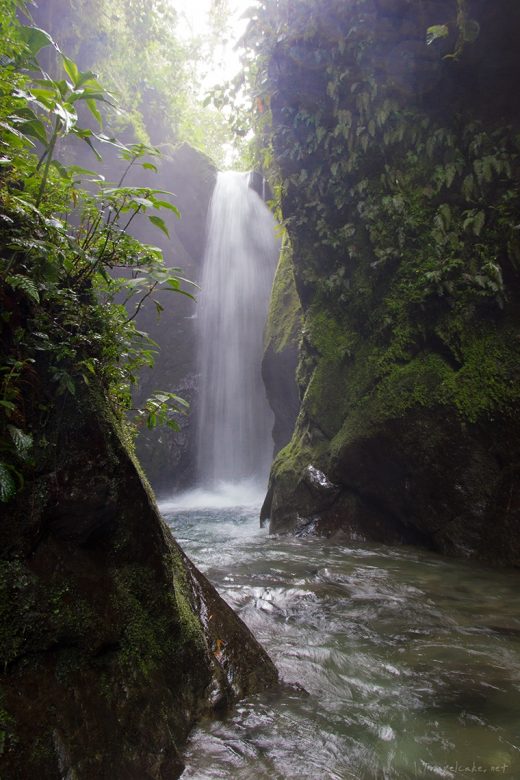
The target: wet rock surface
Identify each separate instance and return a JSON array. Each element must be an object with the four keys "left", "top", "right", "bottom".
[
  {"left": 261, "top": 0, "right": 520, "bottom": 565},
  {"left": 0, "top": 387, "right": 277, "bottom": 779}
]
